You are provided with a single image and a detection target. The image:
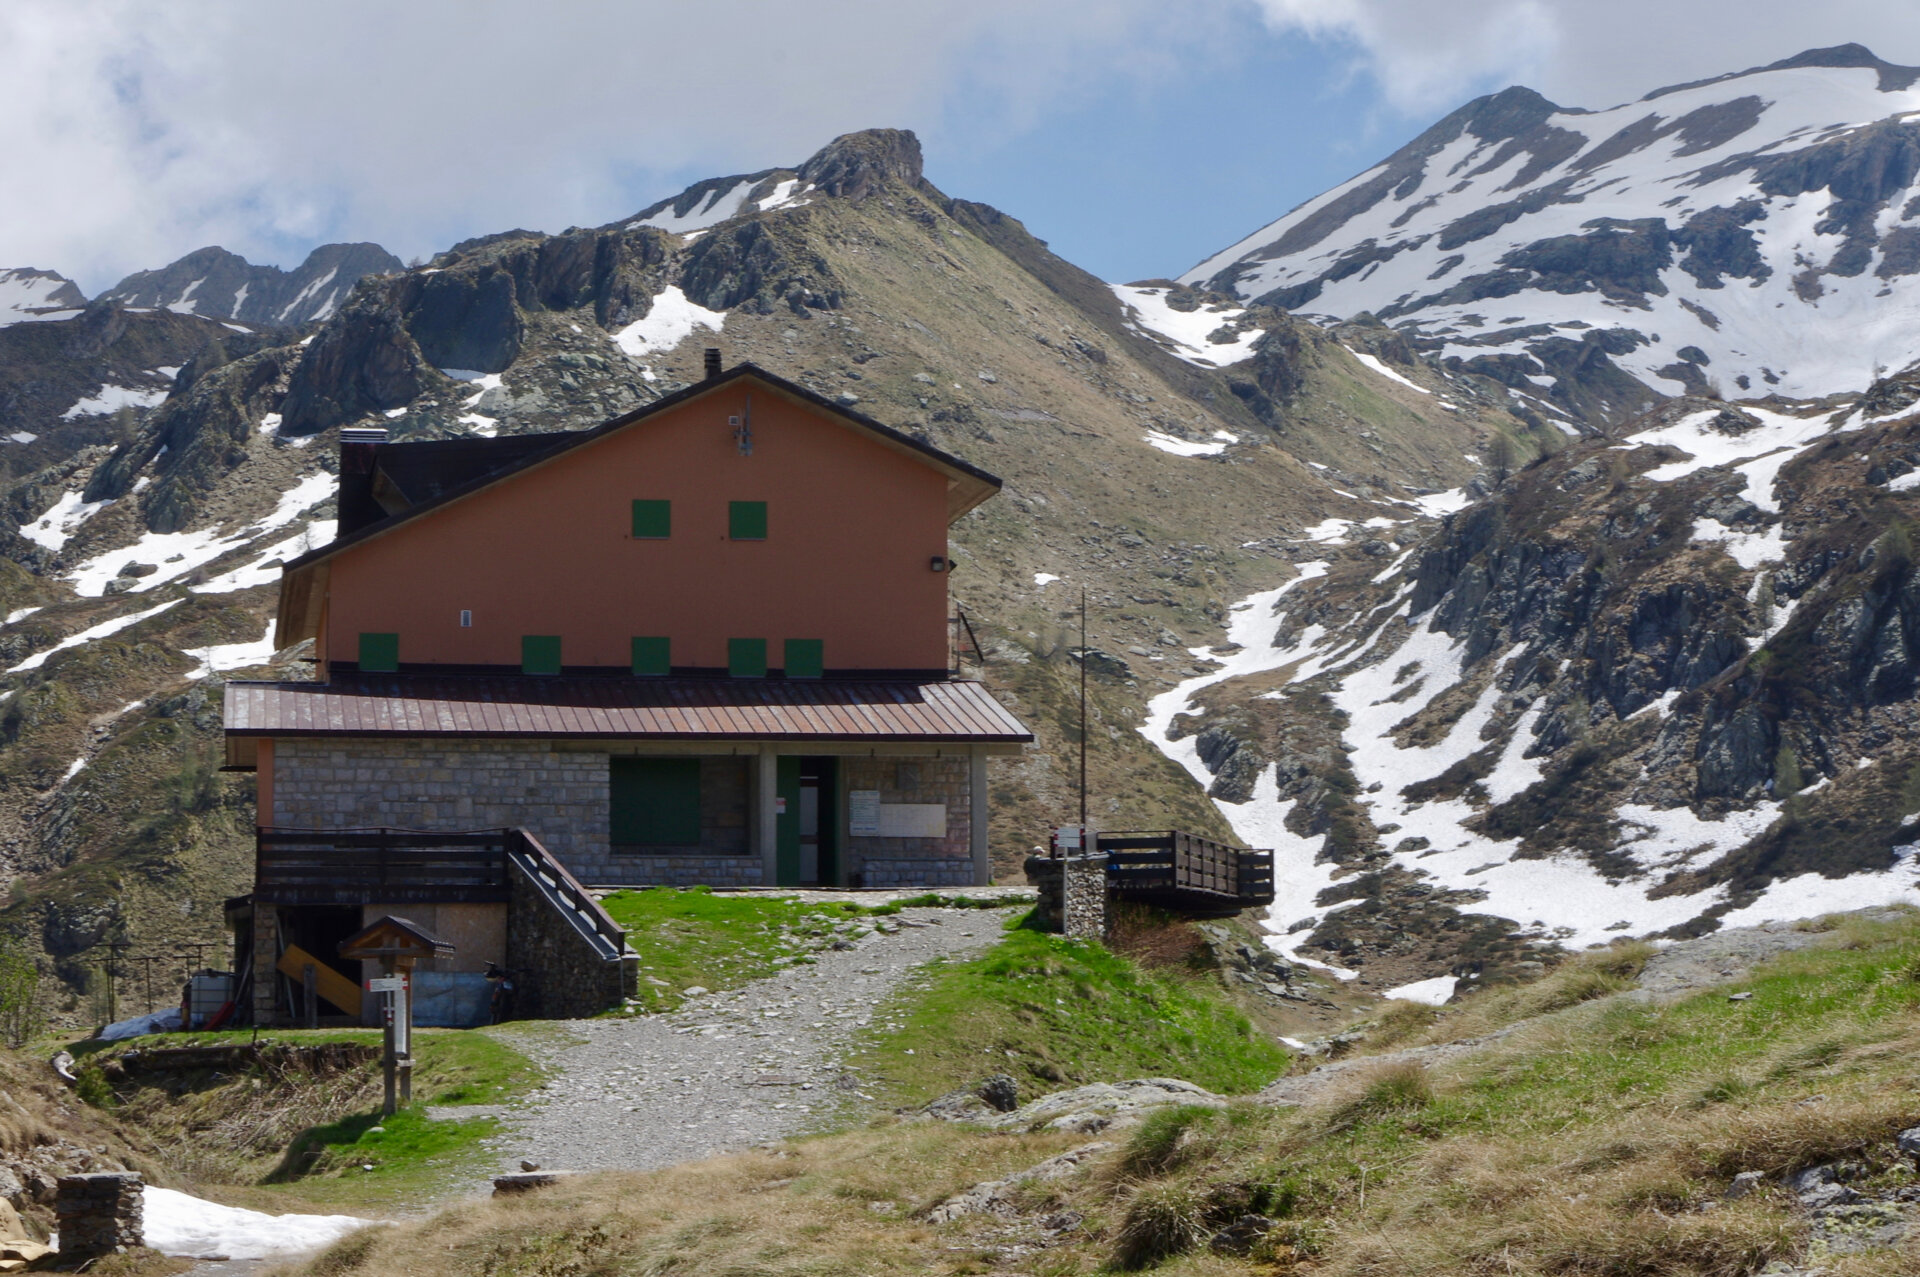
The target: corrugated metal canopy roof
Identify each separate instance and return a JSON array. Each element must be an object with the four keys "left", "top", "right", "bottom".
[{"left": 223, "top": 675, "right": 1034, "bottom": 743}]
